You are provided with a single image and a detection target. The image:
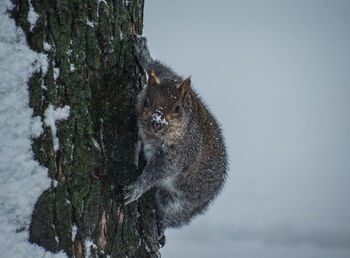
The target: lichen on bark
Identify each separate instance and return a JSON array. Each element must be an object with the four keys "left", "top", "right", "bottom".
[{"left": 11, "top": 0, "right": 161, "bottom": 257}]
